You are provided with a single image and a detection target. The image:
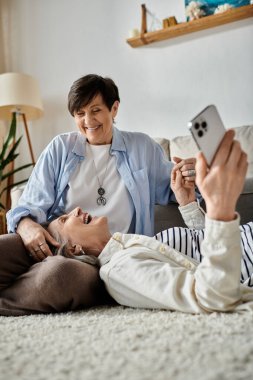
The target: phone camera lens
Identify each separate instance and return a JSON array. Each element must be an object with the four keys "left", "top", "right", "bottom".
[
  {"left": 202, "top": 121, "right": 207, "bottom": 129},
  {"left": 198, "top": 130, "right": 203, "bottom": 137},
  {"left": 194, "top": 122, "right": 200, "bottom": 130}
]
